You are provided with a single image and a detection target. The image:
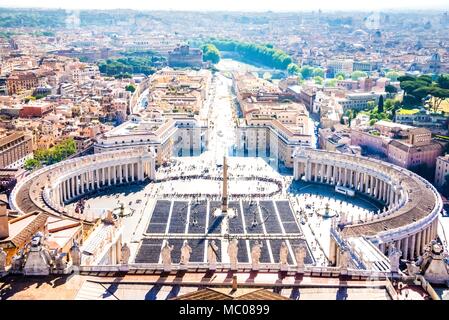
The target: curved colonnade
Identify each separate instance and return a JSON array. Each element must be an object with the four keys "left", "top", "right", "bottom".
[
  {"left": 10, "top": 148, "right": 156, "bottom": 222},
  {"left": 293, "top": 148, "right": 443, "bottom": 259}
]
